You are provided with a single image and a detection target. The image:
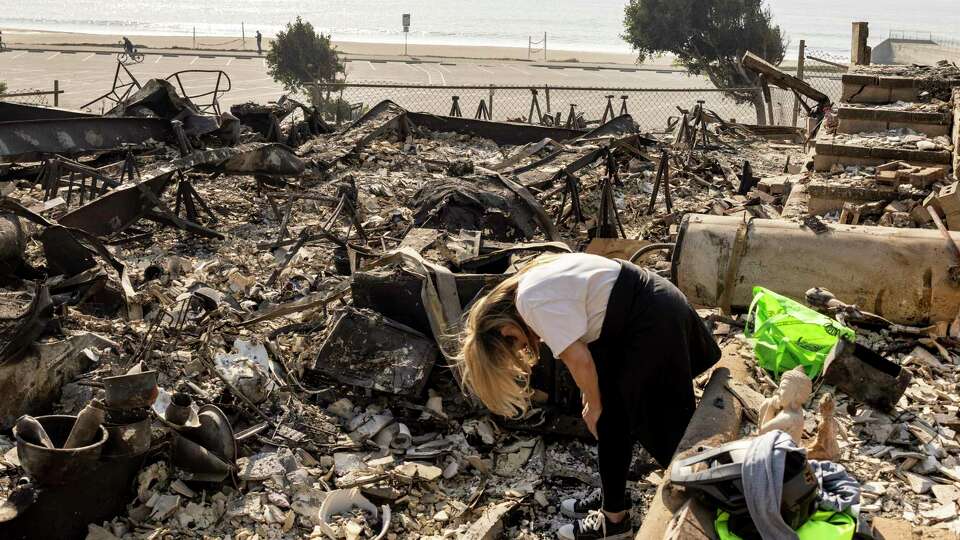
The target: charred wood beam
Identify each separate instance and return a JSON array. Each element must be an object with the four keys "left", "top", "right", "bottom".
[
  {"left": 405, "top": 112, "right": 584, "bottom": 146},
  {"left": 741, "top": 52, "right": 831, "bottom": 106},
  {"left": 636, "top": 343, "right": 748, "bottom": 540}
]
